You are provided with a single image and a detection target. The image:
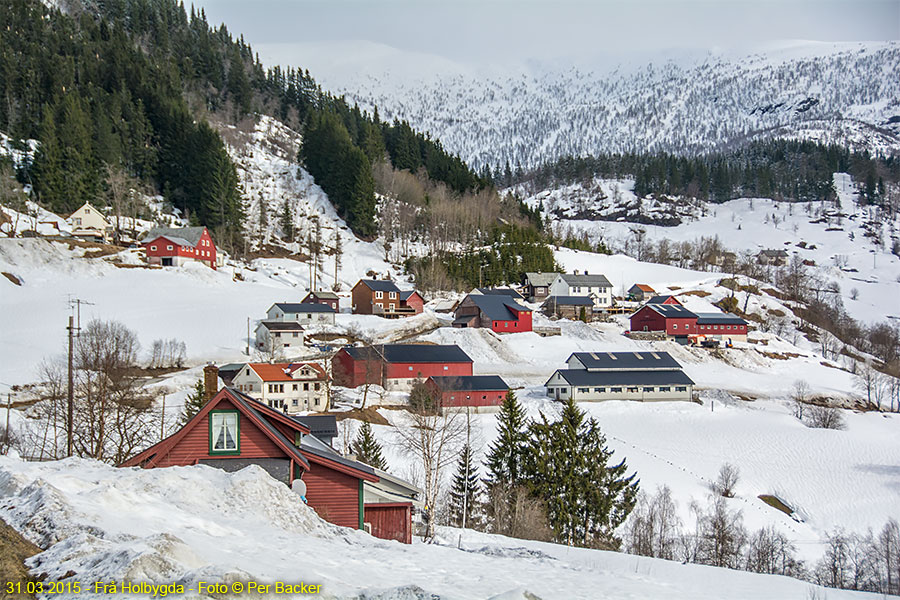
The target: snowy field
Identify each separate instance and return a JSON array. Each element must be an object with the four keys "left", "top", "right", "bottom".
[{"left": 0, "top": 455, "right": 881, "bottom": 600}]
